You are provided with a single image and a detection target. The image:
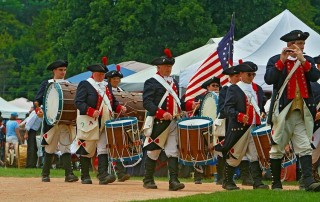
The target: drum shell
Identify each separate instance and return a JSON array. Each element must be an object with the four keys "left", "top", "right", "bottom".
[
  {"left": 178, "top": 117, "right": 214, "bottom": 163},
  {"left": 113, "top": 92, "right": 146, "bottom": 130},
  {"left": 251, "top": 125, "right": 271, "bottom": 169},
  {"left": 105, "top": 117, "right": 142, "bottom": 160},
  {"left": 18, "top": 144, "right": 27, "bottom": 168}
]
